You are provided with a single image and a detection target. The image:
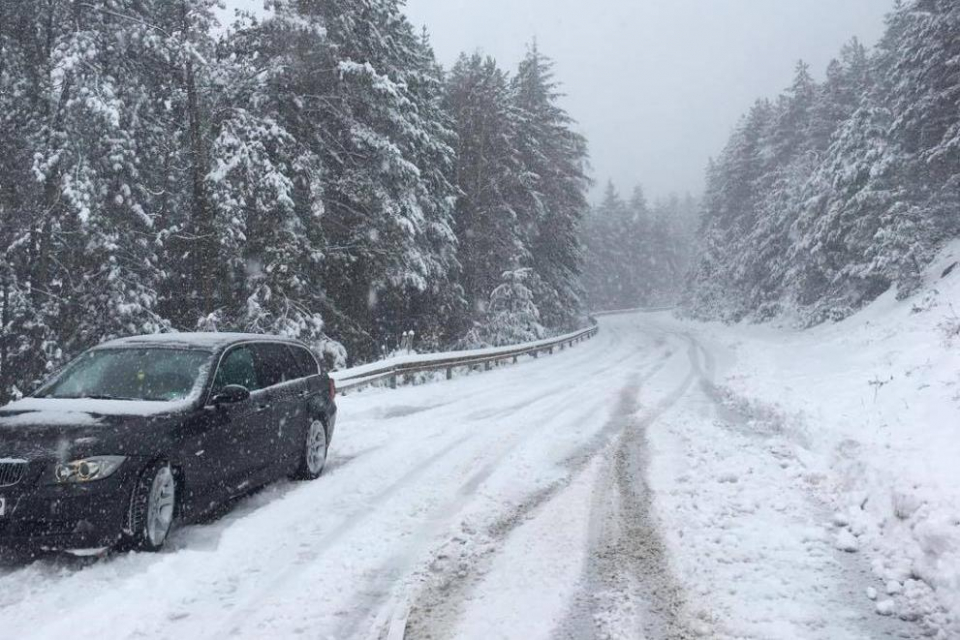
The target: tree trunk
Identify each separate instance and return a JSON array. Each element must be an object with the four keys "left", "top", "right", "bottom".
[
  {"left": 182, "top": 0, "right": 215, "bottom": 316},
  {"left": 0, "top": 275, "right": 9, "bottom": 403}
]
